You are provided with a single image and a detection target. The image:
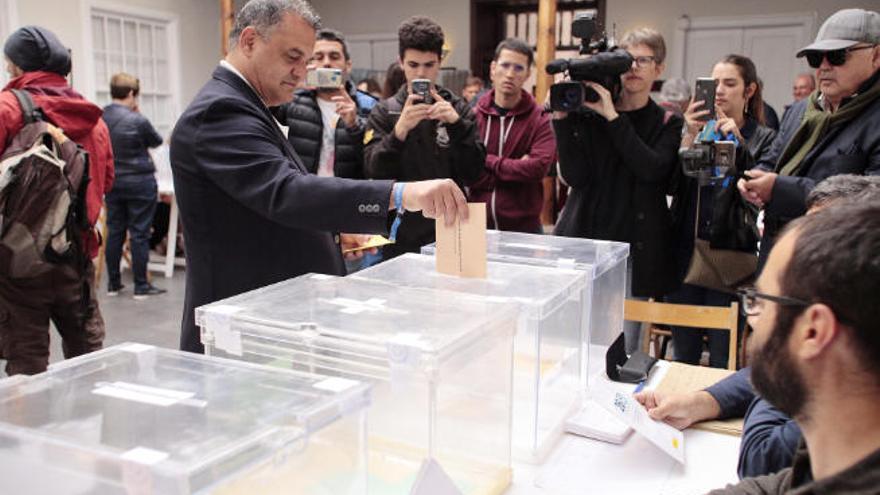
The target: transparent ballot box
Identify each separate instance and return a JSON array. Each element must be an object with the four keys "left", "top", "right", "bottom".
[
  {"left": 197, "top": 274, "right": 518, "bottom": 495},
  {"left": 354, "top": 253, "right": 584, "bottom": 463},
  {"left": 423, "top": 230, "right": 630, "bottom": 348},
  {"left": 0, "top": 343, "right": 370, "bottom": 495}
]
